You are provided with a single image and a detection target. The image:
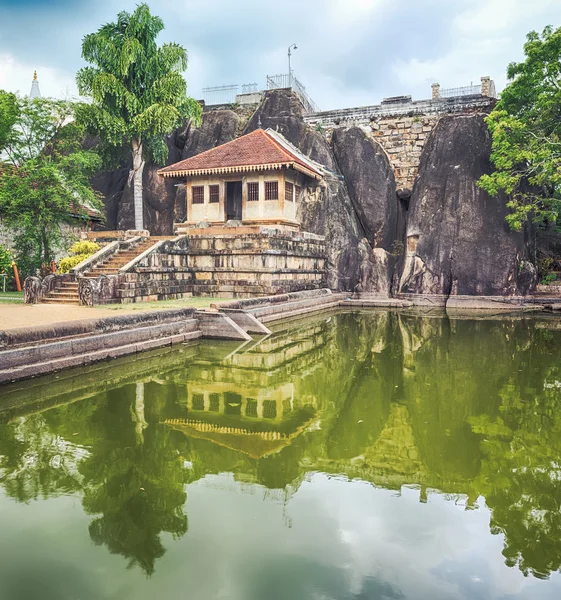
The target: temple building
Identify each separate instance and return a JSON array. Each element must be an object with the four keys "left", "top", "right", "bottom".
[
  {"left": 29, "top": 71, "right": 41, "bottom": 99},
  {"left": 159, "top": 128, "right": 324, "bottom": 229}
]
